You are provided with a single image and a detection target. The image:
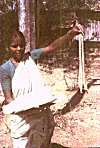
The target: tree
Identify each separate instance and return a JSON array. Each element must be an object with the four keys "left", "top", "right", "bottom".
[{"left": 17, "top": 0, "right": 36, "bottom": 52}]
